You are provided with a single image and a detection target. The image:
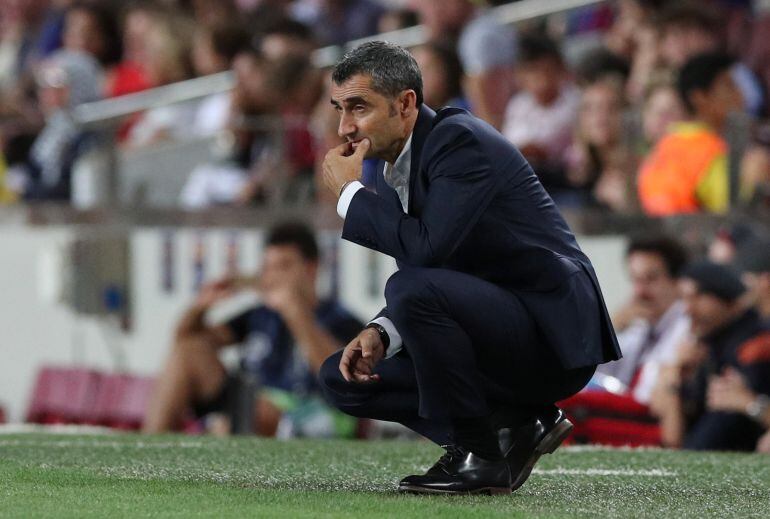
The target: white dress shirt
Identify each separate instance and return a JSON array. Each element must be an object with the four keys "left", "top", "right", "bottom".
[{"left": 336, "top": 134, "right": 413, "bottom": 358}]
